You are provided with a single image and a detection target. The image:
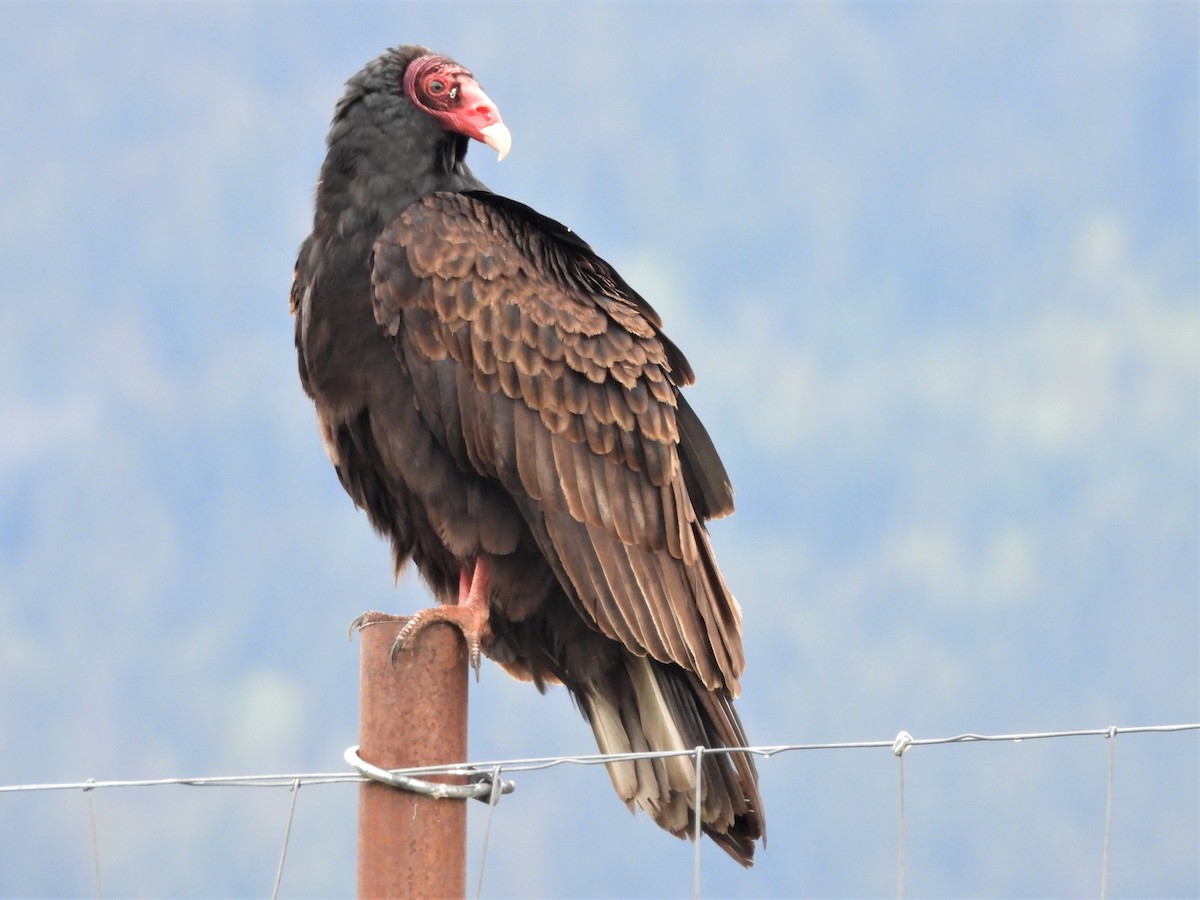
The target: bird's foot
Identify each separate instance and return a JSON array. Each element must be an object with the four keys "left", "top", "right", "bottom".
[{"left": 392, "top": 604, "right": 493, "bottom": 680}]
